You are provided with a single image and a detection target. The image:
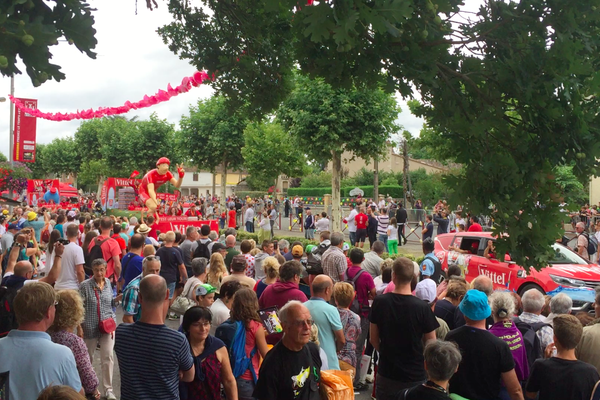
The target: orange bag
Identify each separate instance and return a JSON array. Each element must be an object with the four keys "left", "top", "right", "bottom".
[{"left": 319, "top": 369, "right": 354, "bottom": 400}]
